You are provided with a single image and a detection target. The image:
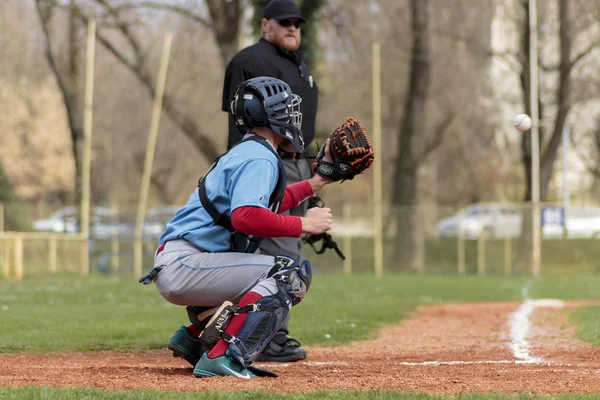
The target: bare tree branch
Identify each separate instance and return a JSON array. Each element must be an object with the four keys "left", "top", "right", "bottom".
[
  {"left": 414, "top": 112, "right": 454, "bottom": 166},
  {"left": 569, "top": 40, "right": 600, "bottom": 72},
  {"left": 431, "top": 28, "right": 521, "bottom": 74},
  {"left": 71, "top": 1, "right": 221, "bottom": 162},
  {"left": 569, "top": 128, "right": 600, "bottom": 180},
  {"left": 95, "top": 0, "right": 145, "bottom": 67},
  {"left": 111, "top": 1, "right": 212, "bottom": 29}
]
